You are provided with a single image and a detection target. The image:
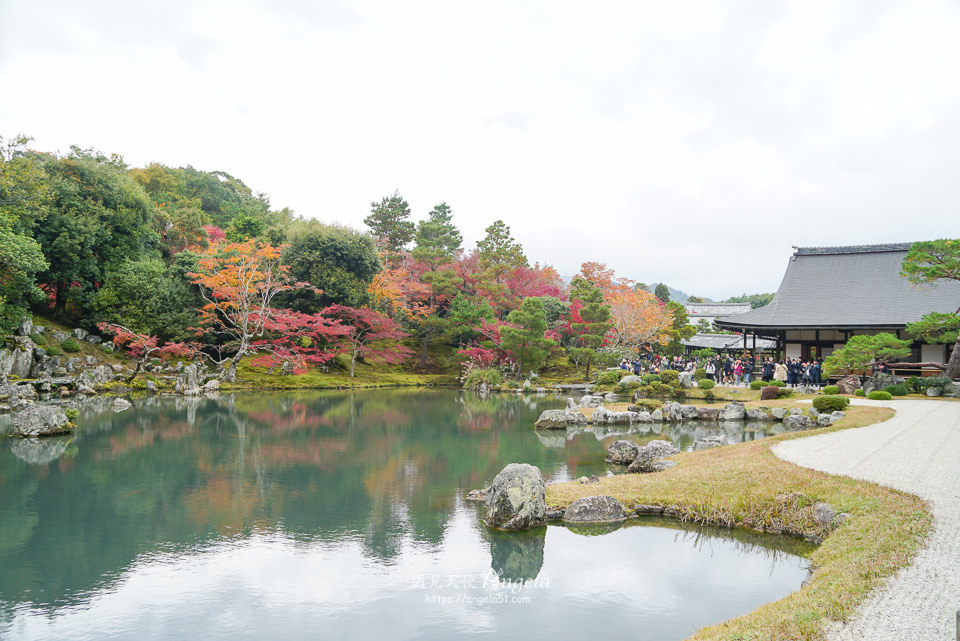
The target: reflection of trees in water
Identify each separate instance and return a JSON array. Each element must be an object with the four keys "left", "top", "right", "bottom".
[
  {"left": 623, "top": 518, "right": 815, "bottom": 562},
  {"left": 0, "top": 390, "right": 588, "bottom": 606}
]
